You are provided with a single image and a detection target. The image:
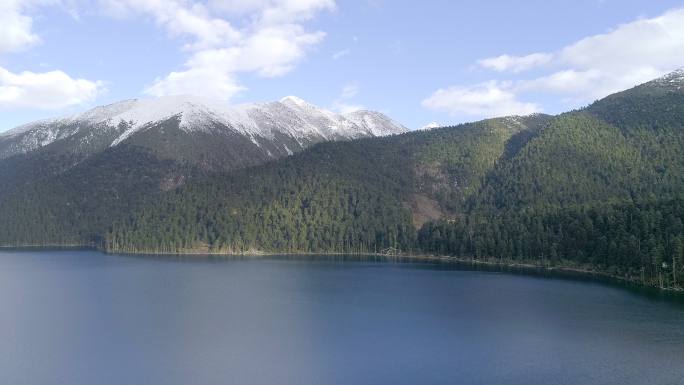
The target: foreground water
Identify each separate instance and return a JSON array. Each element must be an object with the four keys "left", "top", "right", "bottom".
[{"left": 0, "top": 250, "right": 683, "bottom": 385}]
